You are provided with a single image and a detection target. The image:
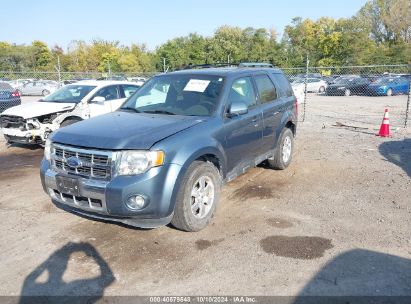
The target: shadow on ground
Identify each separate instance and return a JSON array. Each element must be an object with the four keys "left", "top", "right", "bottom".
[
  {"left": 293, "top": 249, "right": 411, "bottom": 303},
  {"left": 19, "top": 242, "right": 114, "bottom": 304},
  {"left": 379, "top": 138, "right": 411, "bottom": 178}
]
